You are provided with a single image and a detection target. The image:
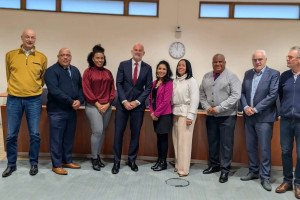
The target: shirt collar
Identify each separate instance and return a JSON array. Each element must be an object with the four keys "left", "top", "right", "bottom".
[
  {"left": 132, "top": 59, "right": 142, "bottom": 66},
  {"left": 292, "top": 70, "right": 300, "bottom": 76},
  {"left": 20, "top": 45, "right": 35, "bottom": 55},
  {"left": 213, "top": 71, "right": 222, "bottom": 76},
  {"left": 58, "top": 62, "right": 71, "bottom": 69},
  {"left": 253, "top": 65, "right": 267, "bottom": 75}
]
